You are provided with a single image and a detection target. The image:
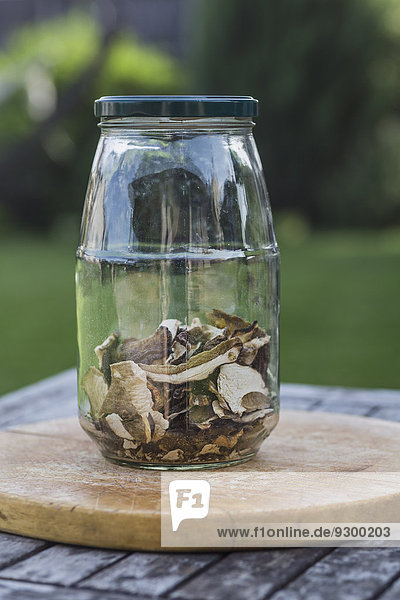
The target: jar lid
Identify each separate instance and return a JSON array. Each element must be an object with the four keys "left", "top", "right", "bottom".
[{"left": 94, "top": 95, "right": 258, "bottom": 118}]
